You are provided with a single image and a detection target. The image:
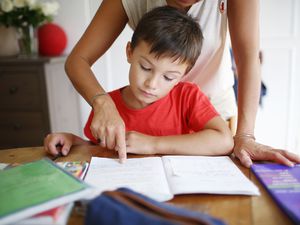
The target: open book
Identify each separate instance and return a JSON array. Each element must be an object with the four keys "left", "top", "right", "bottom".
[
  {"left": 84, "top": 156, "right": 259, "bottom": 202},
  {"left": 0, "top": 159, "right": 92, "bottom": 225}
]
